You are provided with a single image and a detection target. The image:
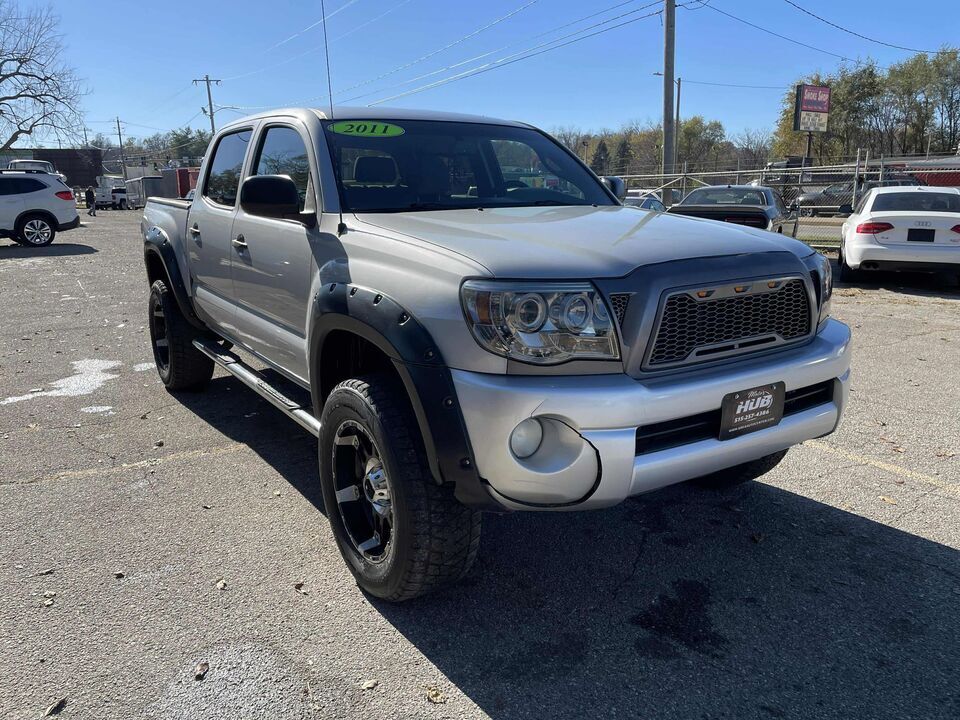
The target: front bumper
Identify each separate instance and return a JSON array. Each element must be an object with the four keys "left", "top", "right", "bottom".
[
  {"left": 847, "top": 235, "right": 960, "bottom": 269},
  {"left": 453, "top": 318, "right": 851, "bottom": 510}
]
